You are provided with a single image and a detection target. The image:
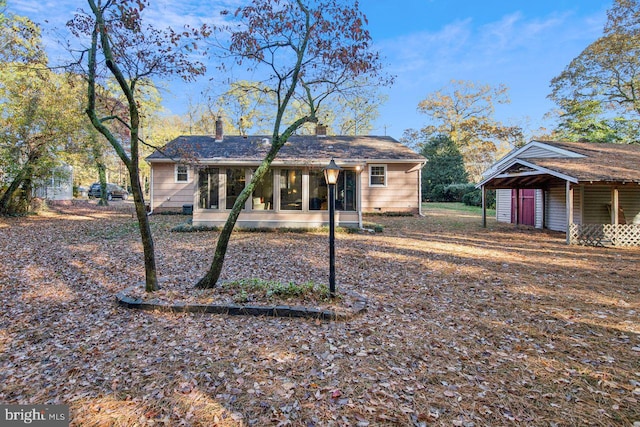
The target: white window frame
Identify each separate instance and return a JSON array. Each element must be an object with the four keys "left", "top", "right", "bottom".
[
  {"left": 175, "top": 164, "right": 189, "bottom": 183},
  {"left": 369, "top": 164, "right": 387, "bottom": 187}
]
